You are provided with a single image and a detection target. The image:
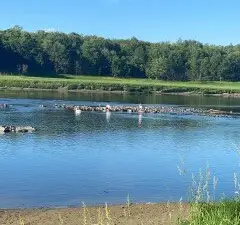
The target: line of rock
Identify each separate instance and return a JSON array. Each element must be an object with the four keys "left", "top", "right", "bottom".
[
  {"left": 64, "top": 105, "right": 203, "bottom": 115},
  {"left": 62, "top": 105, "right": 240, "bottom": 117}
]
